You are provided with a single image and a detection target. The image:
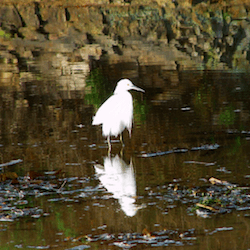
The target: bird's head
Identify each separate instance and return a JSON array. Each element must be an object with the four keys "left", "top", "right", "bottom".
[{"left": 114, "top": 79, "right": 145, "bottom": 94}]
